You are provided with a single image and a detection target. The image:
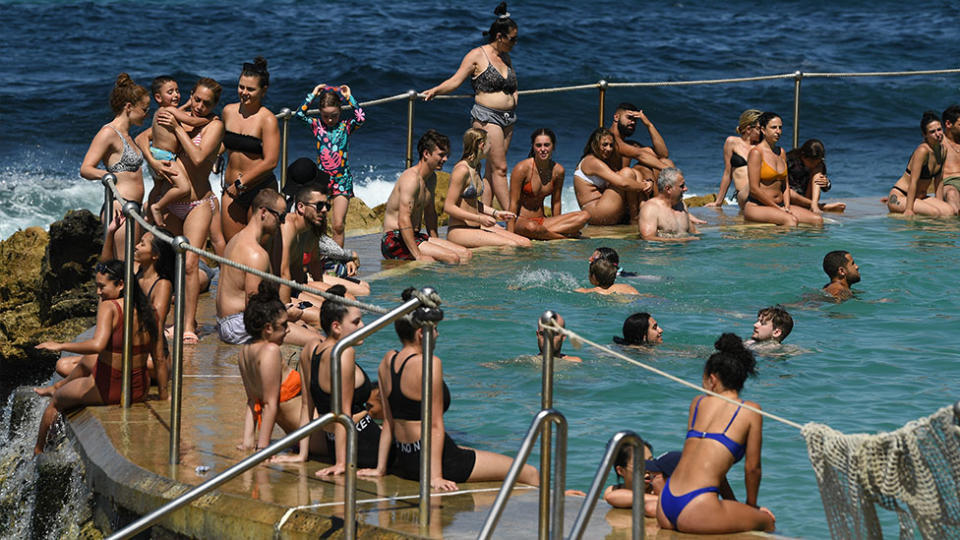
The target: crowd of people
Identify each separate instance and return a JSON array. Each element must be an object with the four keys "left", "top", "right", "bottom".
[{"left": 29, "top": 1, "right": 916, "bottom": 534}]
